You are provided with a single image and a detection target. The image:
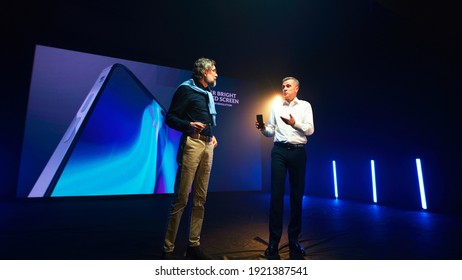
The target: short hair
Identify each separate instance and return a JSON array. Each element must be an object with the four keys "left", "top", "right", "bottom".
[
  {"left": 192, "top": 58, "right": 216, "bottom": 80},
  {"left": 282, "top": 77, "right": 300, "bottom": 87}
]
